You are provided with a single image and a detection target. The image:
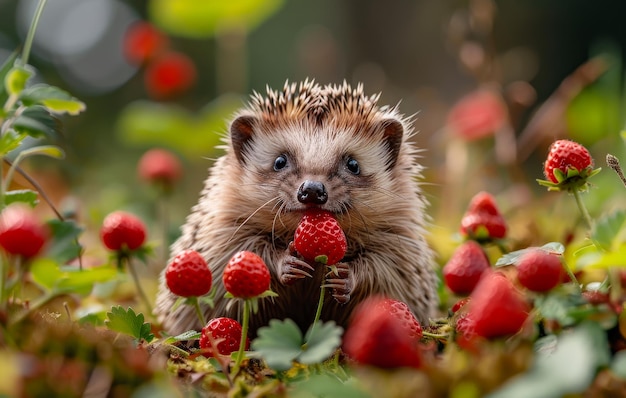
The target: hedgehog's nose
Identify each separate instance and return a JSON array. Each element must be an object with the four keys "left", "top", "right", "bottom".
[{"left": 297, "top": 180, "right": 328, "bottom": 205}]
